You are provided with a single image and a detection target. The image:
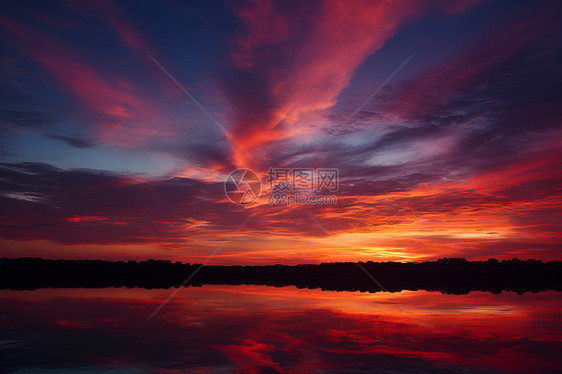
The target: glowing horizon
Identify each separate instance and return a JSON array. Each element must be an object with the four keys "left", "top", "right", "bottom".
[{"left": 1, "top": 0, "right": 561, "bottom": 264}]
